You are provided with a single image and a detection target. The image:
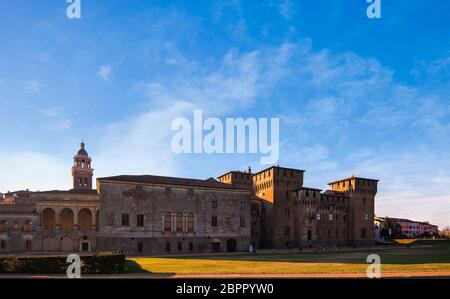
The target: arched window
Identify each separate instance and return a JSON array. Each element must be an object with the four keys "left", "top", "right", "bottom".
[
  {"left": 307, "top": 230, "right": 312, "bottom": 241},
  {"left": 187, "top": 213, "right": 195, "bottom": 232},
  {"left": 42, "top": 208, "right": 56, "bottom": 230},
  {"left": 84, "top": 177, "right": 88, "bottom": 187},
  {"left": 23, "top": 220, "right": 33, "bottom": 232},
  {"left": 78, "top": 208, "right": 92, "bottom": 231},
  {"left": 164, "top": 212, "right": 172, "bottom": 232},
  {"left": 176, "top": 212, "right": 183, "bottom": 232},
  {"left": 60, "top": 208, "right": 74, "bottom": 231}
]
